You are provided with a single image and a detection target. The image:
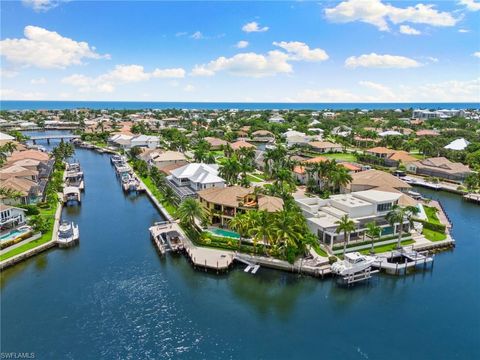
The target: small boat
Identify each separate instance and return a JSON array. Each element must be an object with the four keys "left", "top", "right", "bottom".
[
  {"left": 111, "top": 155, "right": 124, "bottom": 165},
  {"left": 57, "top": 221, "right": 80, "bottom": 247},
  {"left": 331, "top": 252, "right": 376, "bottom": 276}
]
